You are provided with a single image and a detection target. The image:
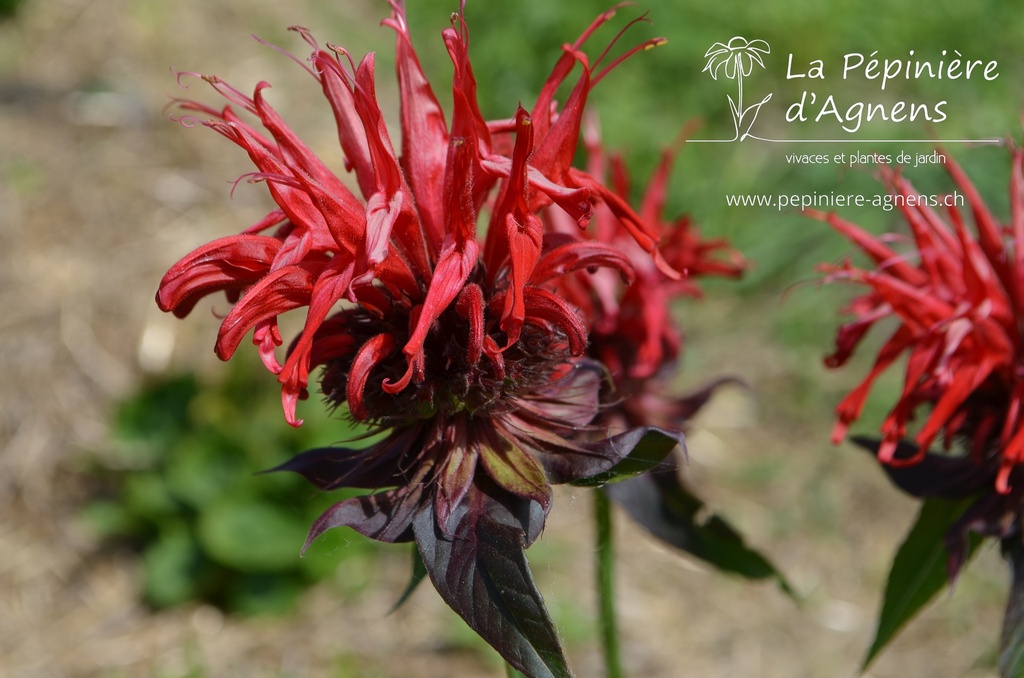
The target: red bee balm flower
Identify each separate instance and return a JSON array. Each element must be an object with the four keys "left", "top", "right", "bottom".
[
  {"left": 156, "top": 3, "right": 682, "bottom": 674},
  {"left": 567, "top": 124, "right": 746, "bottom": 385},
  {"left": 815, "top": 148, "right": 1024, "bottom": 500},
  {"left": 814, "top": 148, "right": 1024, "bottom": 675}
]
